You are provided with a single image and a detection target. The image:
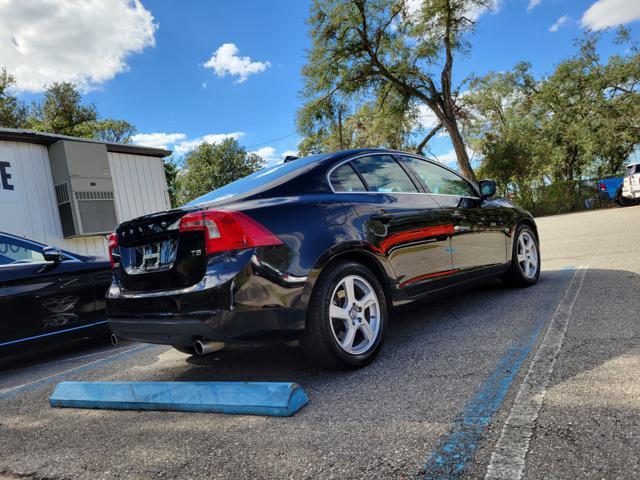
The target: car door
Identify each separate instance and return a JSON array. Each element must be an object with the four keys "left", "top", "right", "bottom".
[
  {"left": 398, "top": 155, "right": 507, "bottom": 272},
  {"left": 0, "top": 235, "right": 98, "bottom": 347},
  {"left": 329, "top": 154, "right": 453, "bottom": 294}
]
